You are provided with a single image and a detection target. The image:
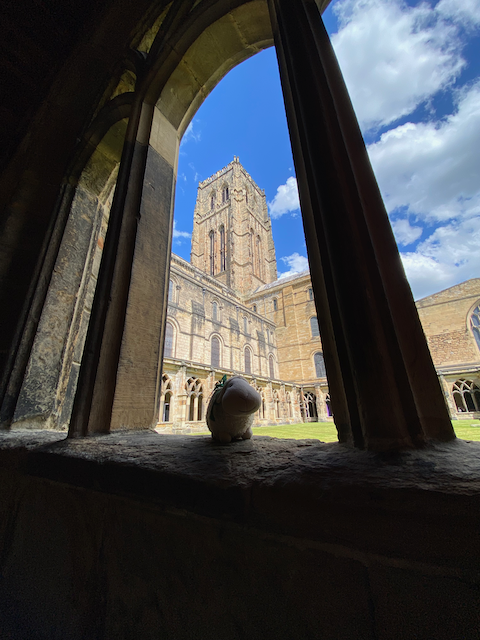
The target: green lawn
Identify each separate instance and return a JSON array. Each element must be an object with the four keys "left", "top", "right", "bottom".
[{"left": 194, "top": 419, "right": 480, "bottom": 441}]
